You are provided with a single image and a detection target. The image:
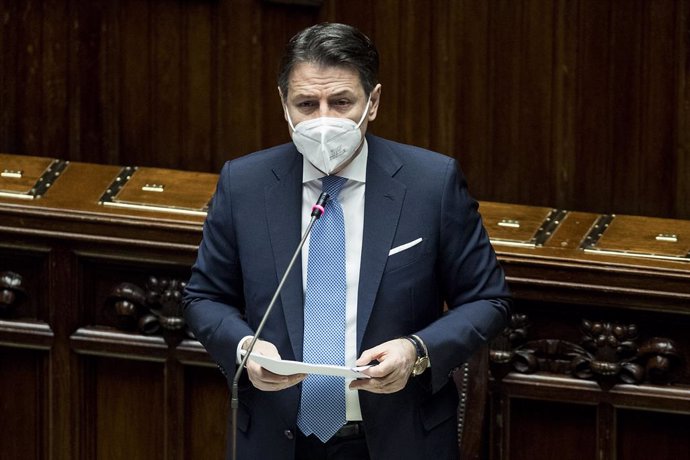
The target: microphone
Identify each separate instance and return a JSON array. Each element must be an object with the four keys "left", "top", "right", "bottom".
[
  {"left": 230, "top": 191, "right": 330, "bottom": 460},
  {"left": 310, "top": 192, "right": 329, "bottom": 218}
]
